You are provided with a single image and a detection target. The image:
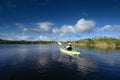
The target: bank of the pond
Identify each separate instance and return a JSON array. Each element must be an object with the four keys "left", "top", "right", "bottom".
[
  {"left": 71, "top": 38, "right": 120, "bottom": 49},
  {"left": 0, "top": 38, "right": 120, "bottom": 49},
  {"left": 0, "top": 40, "right": 56, "bottom": 44},
  {"left": 72, "top": 43, "right": 117, "bottom": 49}
]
